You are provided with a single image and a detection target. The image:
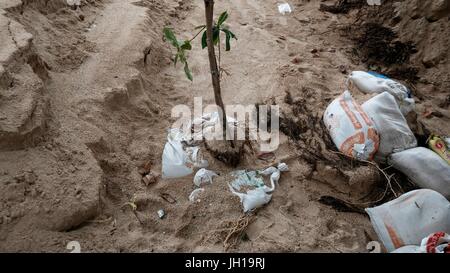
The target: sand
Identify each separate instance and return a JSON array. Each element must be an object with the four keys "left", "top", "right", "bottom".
[{"left": 0, "top": 0, "right": 448, "bottom": 252}]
